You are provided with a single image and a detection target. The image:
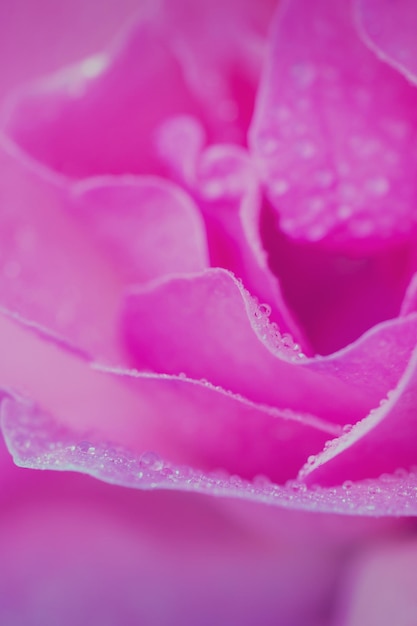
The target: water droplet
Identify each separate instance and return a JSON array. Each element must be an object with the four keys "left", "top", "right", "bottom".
[
  {"left": 366, "top": 177, "right": 390, "bottom": 197},
  {"left": 297, "top": 141, "right": 316, "bottom": 159},
  {"left": 337, "top": 205, "right": 352, "bottom": 220},
  {"left": 275, "top": 106, "right": 291, "bottom": 122},
  {"left": 291, "top": 62, "right": 316, "bottom": 89},
  {"left": 201, "top": 178, "right": 225, "bottom": 199},
  {"left": 80, "top": 54, "right": 107, "bottom": 78},
  {"left": 315, "top": 170, "right": 334, "bottom": 188},
  {"left": 253, "top": 474, "right": 271, "bottom": 487},
  {"left": 287, "top": 480, "right": 307, "bottom": 493},
  {"left": 261, "top": 138, "right": 279, "bottom": 155},
  {"left": 271, "top": 179, "right": 290, "bottom": 196},
  {"left": 258, "top": 303, "right": 271, "bottom": 317},
  {"left": 77, "top": 441, "right": 95, "bottom": 454},
  {"left": 281, "top": 333, "right": 295, "bottom": 348},
  {"left": 139, "top": 451, "right": 164, "bottom": 471},
  {"left": 307, "top": 224, "right": 326, "bottom": 241}
]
